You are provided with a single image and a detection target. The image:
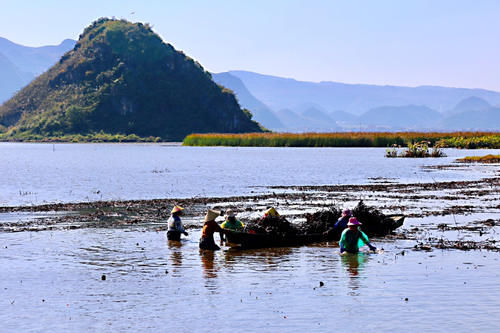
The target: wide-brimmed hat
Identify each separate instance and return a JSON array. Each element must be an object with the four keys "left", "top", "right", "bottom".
[
  {"left": 225, "top": 209, "right": 235, "bottom": 218},
  {"left": 342, "top": 209, "right": 352, "bottom": 217},
  {"left": 171, "top": 205, "right": 184, "bottom": 214},
  {"left": 347, "top": 217, "right": 362, "bottom": 226},
  {"left": 204, "top": 209, "right": 221, "bottom": 222},
  {"left": 264, "top": 207, "right": 279, "bottom": 217}
]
